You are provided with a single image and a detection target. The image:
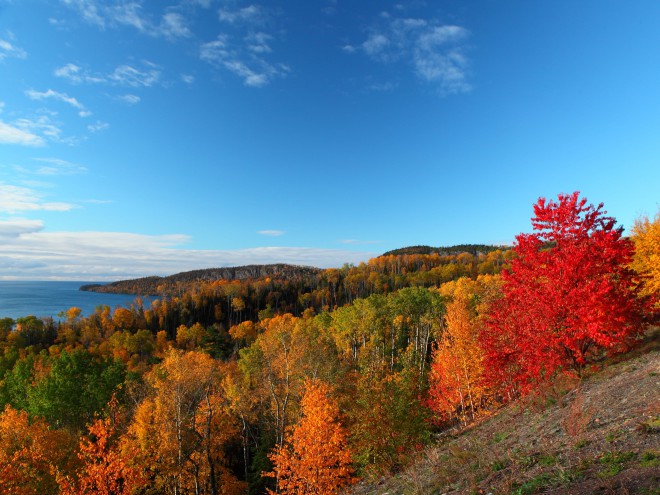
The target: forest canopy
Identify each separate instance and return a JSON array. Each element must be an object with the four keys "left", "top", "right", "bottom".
[{"left": 0, "top": 195, "right": 656, "bottom": 495}]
